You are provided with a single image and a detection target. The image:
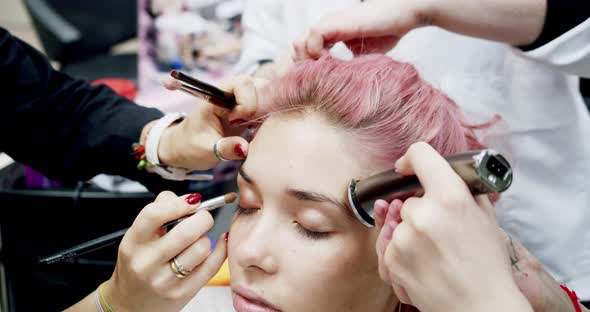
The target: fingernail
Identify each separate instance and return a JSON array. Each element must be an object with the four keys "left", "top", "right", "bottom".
[
  {"left": 230, "top": 119, "right": 246, "bottom": 126},
  {"left": 186, "top": 193, "right": 202, "bottom": 205},
  {"left": 234, "top": 144, "right": 246, "bottom": 158},
  {"left": 374, "top": 201, "right": 387, "bottom": 218},
  {"left": 224, "top": 232, "right": 230, "bottom": 242}
]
